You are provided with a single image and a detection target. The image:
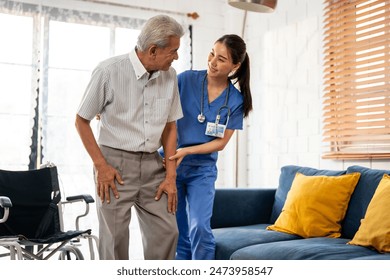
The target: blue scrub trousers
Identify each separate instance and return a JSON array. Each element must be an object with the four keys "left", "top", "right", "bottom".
[{"left": 175, "top": 164, "right": 217, "bottom": 260}]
